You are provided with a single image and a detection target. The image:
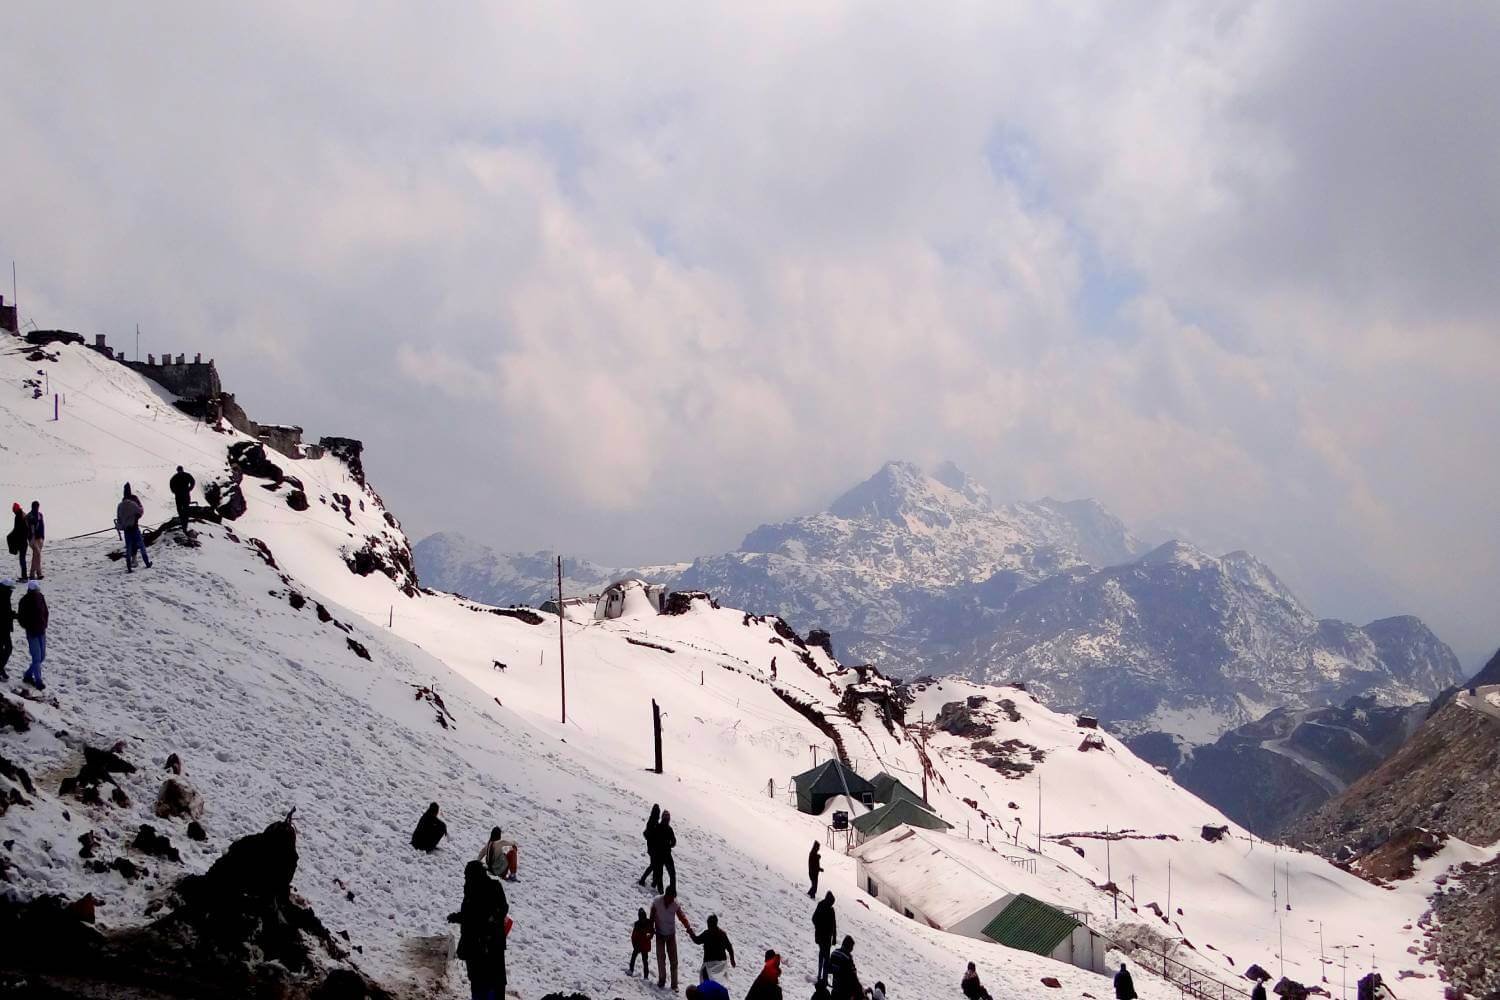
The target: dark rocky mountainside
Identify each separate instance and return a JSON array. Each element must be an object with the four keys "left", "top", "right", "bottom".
[
  {"left": 1282, "top": 688, "right": 1500, "bottom": 999},
  {"left": 1130, "top": 696, "right": 1427, "bottom": 837}
]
